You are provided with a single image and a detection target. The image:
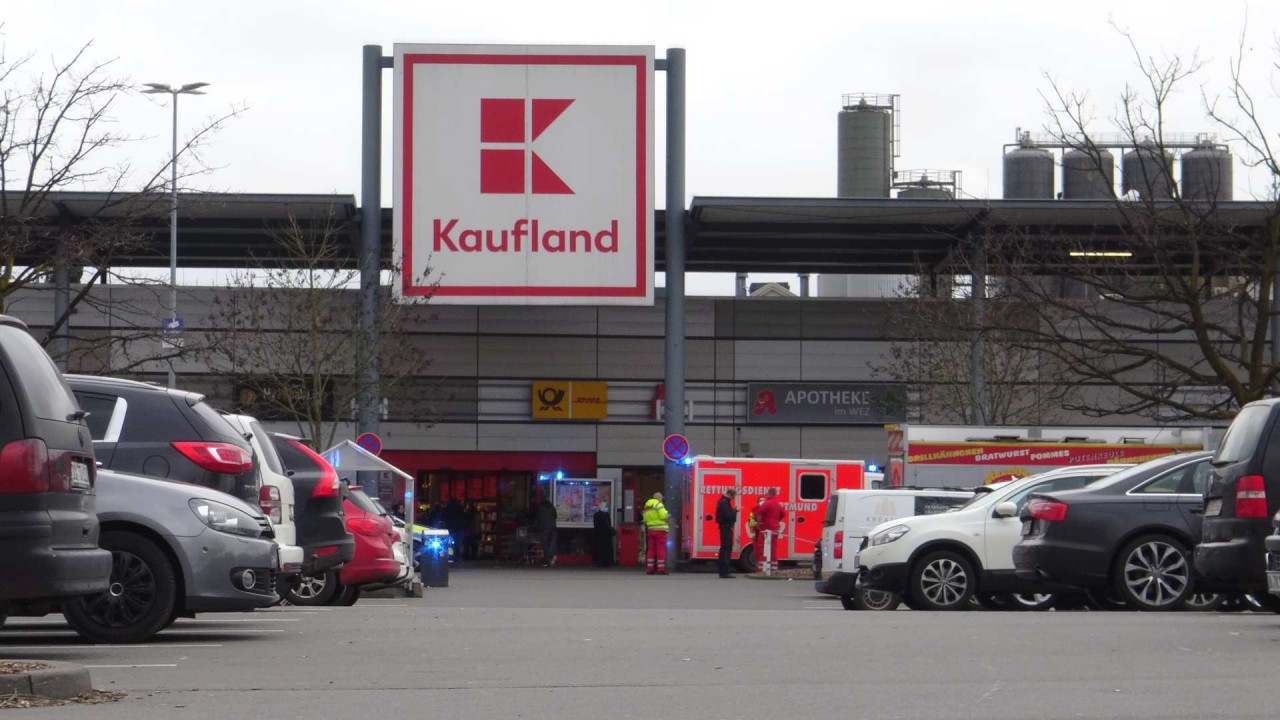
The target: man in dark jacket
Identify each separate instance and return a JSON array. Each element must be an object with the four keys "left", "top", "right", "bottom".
[
  {"left": 535, "top": 498, "right": 558, "bottom": 567},
  {"left": 716, "top": 487, "right": 738, "bottom": 578}
]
